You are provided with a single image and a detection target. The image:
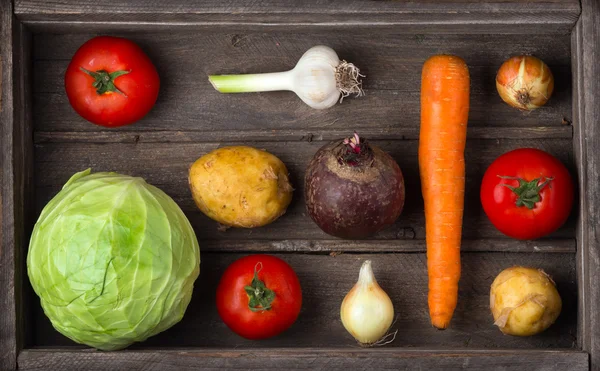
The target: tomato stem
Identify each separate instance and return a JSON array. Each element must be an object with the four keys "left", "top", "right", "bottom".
[
  {"left": 244, "top": 262, "right": 276, "bottom": 312},
  {"left": 80, "top": 67, "right": 131, "bottom": 95},
  {"left": 498, "top": 175, "right": 554, "bottom": 209}
]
